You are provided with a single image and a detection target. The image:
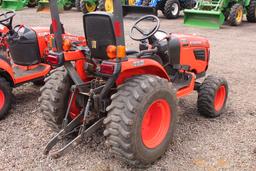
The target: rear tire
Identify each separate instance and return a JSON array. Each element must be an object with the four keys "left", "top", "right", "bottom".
[
  {"left": 185, "top": 0, "right": 196, "bottom": 9},
  {"left": 98, "top": 0, "right": 105, "bottom": 10},
  {"left": 39, "top": 68, "right": 72, "bottom": 131},
  {"left": 0, "top": 77, "right": 13, "bottom": 120},
  {"left": 104, "top": 75, "right": 177, "bottom": 167},
  {"left": 33, "top": 79, "right": 45, "bottom": 86},
  {"left": 197, "top": 75, "right": 228, "bottom": 118},
  {"left": 64, "top": 3, "right": 73, "bottom": 10},
  {"left": 80, "top": 0, "right": 97, "bottom": 14},
  {"left": 27, "top": 0, "right": 37, "bottom": 7},
  {"left": 142, "top": 0, "right": 150, "bottom": 6},
  {"left": 246, "top": 0, "right": 256, "bottom": 22},
  {"left": 163, "top": 0, "right": 180, "bottom": 19},
  {"left": 228, "top": 4, "right": 243, "bottom": 26},
  {"left": 75, "top": 0, "right": 81, "bottom": 11},
  {"left": 157, "top": 0, "right": 167, "bottom": 11}
]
